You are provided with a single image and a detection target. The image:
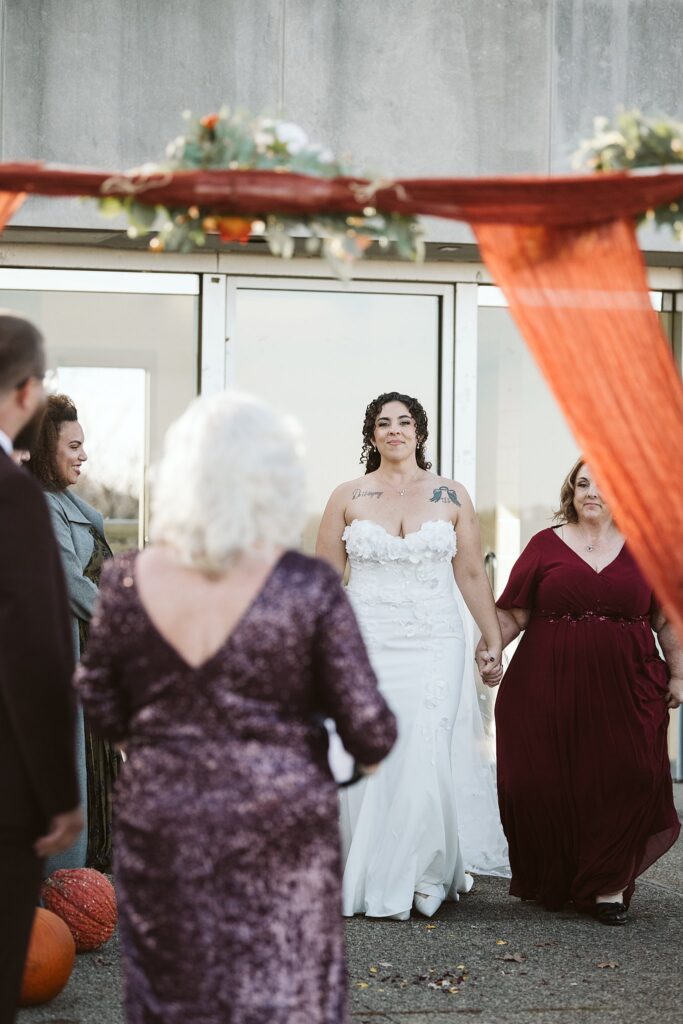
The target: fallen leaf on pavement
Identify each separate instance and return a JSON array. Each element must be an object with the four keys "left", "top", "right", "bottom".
[
  {"left": 597, "top": 961, "right": 620, "bottom": 969},
  {"left": 423, "top": 966, "right": 468, "bottom": 994}
]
